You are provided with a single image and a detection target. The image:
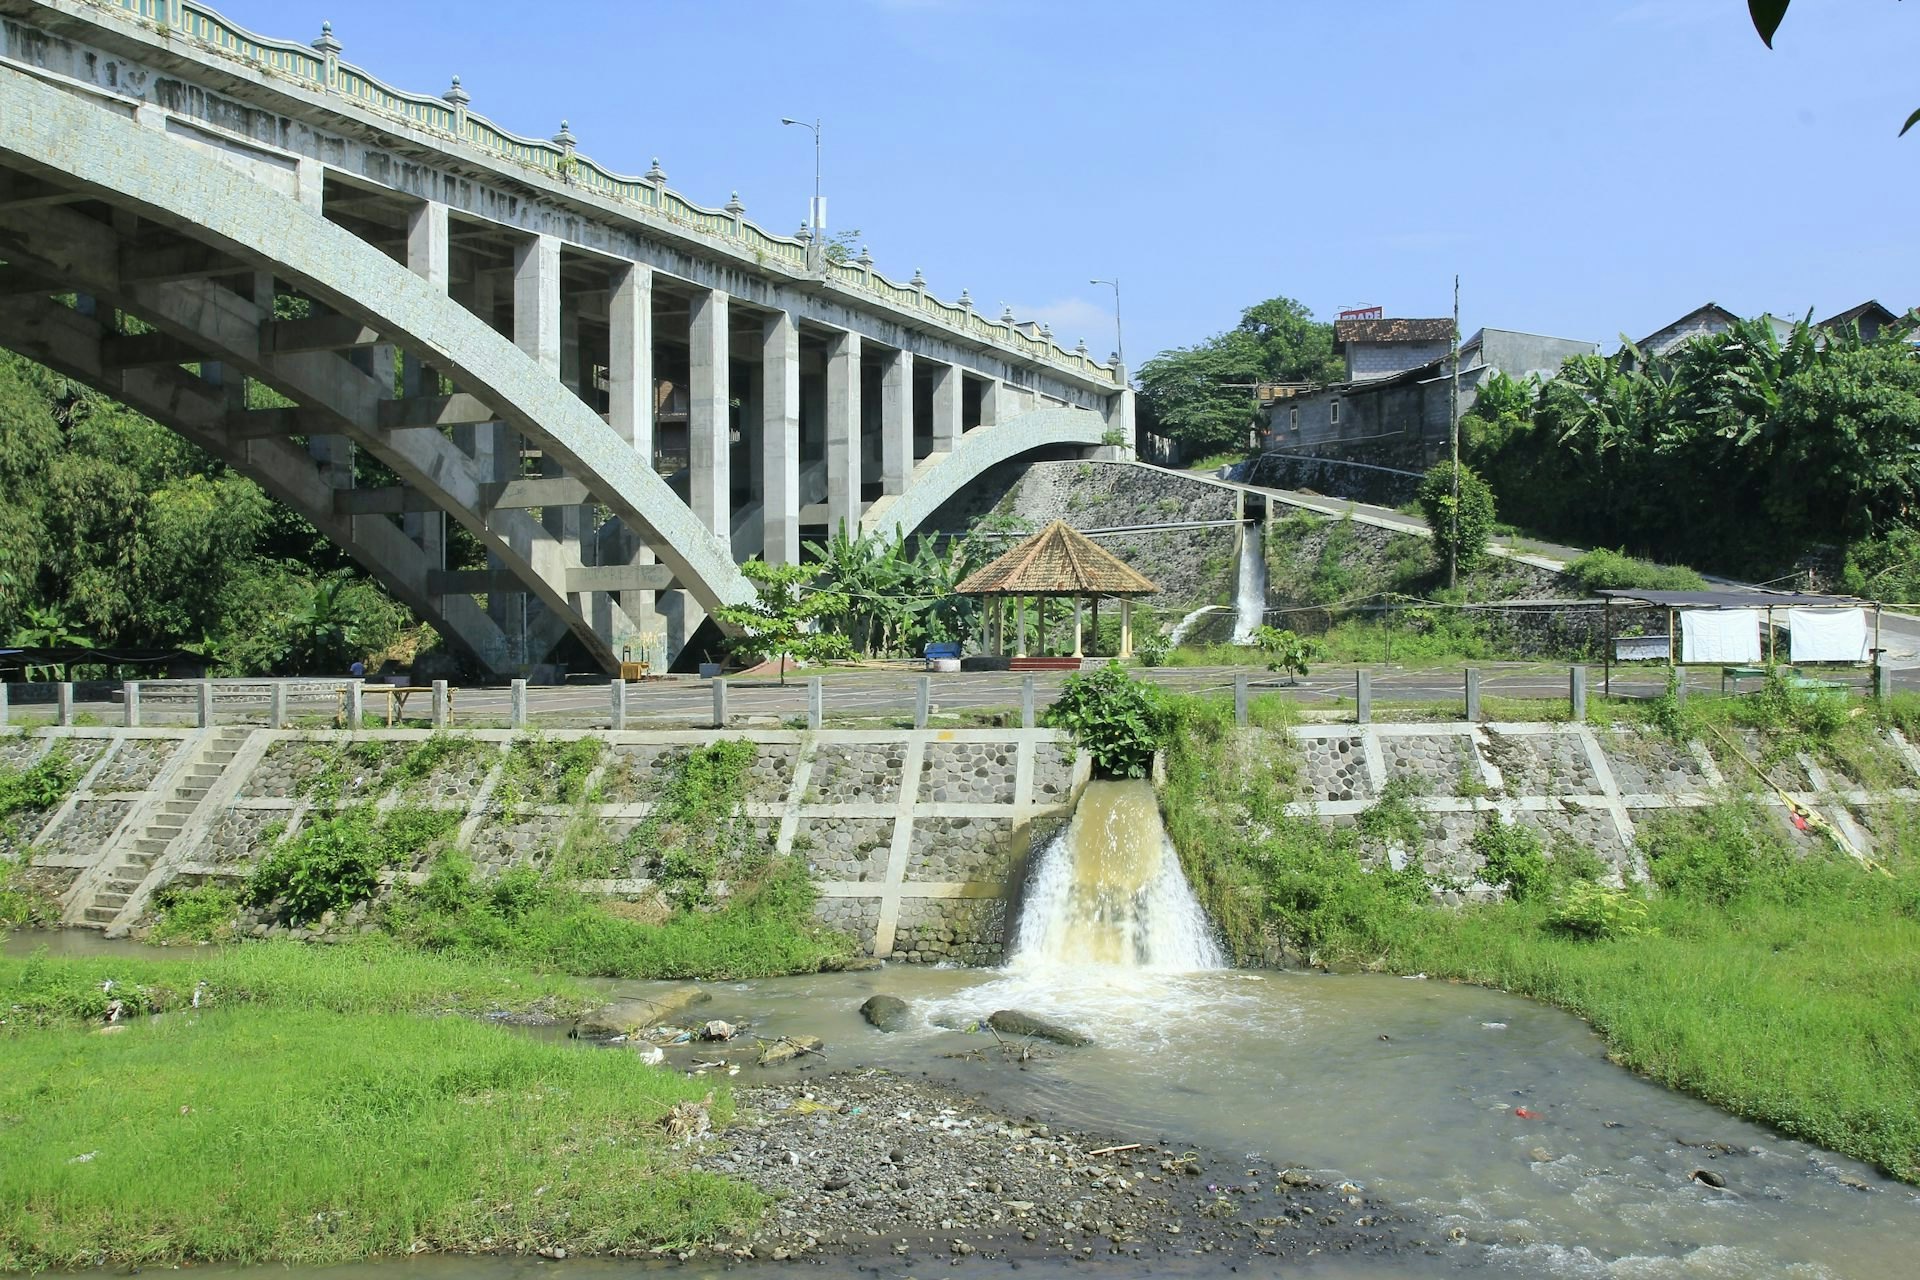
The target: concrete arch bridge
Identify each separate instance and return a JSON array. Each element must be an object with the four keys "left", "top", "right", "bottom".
[{"left": 0, "top": 0, "right": 1130, "bottom": 673}]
